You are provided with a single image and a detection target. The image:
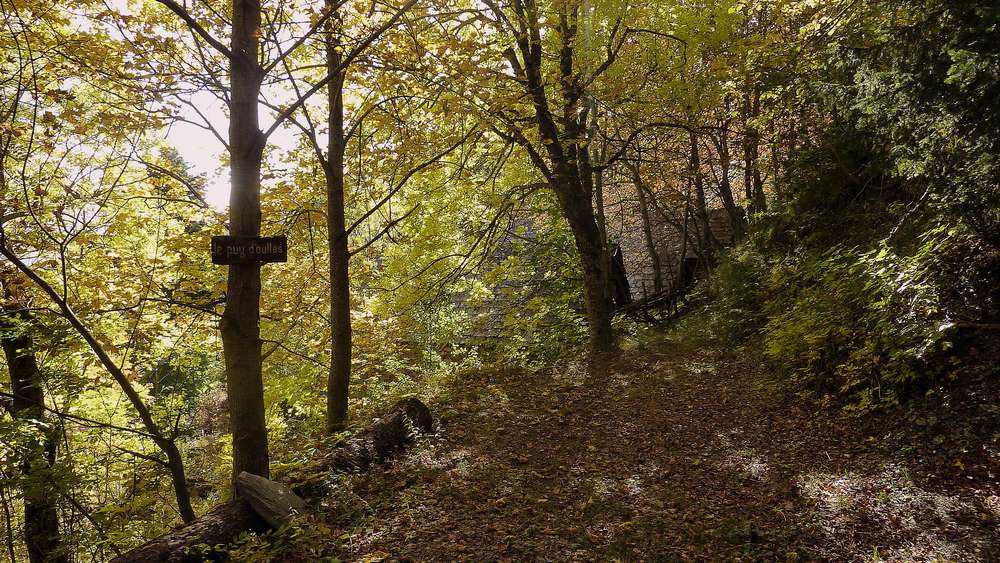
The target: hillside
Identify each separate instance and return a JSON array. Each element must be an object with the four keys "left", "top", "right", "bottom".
[
  {"left": 2, "top": 0, "right": 998, "bottom": 561},
  {"left": 229, "top": 335, "right": 1000, "bottom": 561}
]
